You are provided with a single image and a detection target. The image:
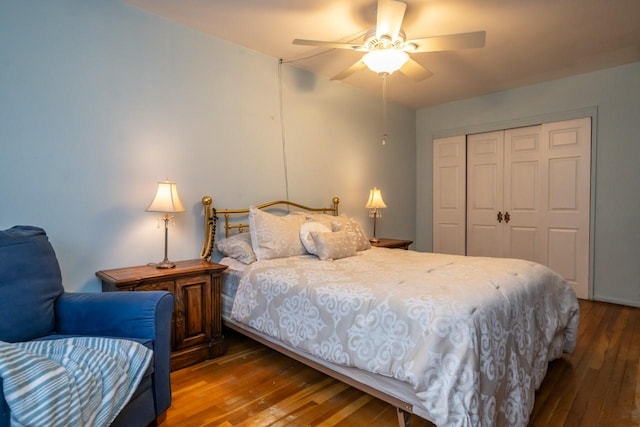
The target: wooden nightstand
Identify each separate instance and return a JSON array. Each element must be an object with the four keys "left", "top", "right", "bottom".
[
  {"left": 370, "top": 238, "right": 413, "bottom": 250},
  {"left": 97, "top": 259, "right": 227, "bottom": 371}
]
